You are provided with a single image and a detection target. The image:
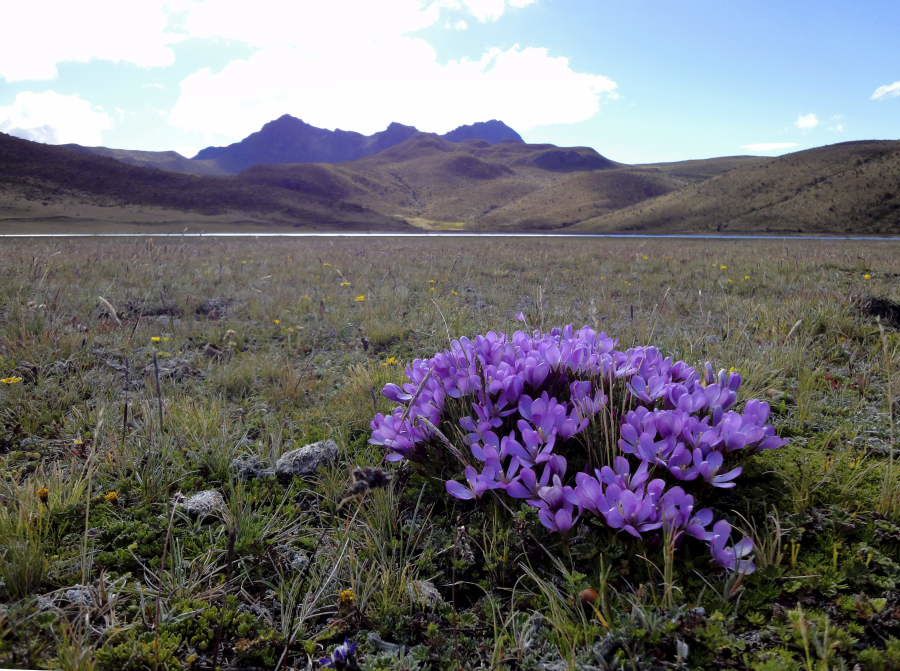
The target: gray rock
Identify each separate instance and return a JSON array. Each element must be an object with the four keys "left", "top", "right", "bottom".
[
  {"left": 178, "top": 490, "right": 225, "bottom": 518},
  {"left": 274, "top": 545, "right": 309, "bottom": 571},
  {"left": 64, "top": 585, "right": 94, "bottom": 606},
  {"left": 275, "top": 439, "right": 338, "bottom": 478},
  {"left": 231, "top": 454, "right": 274, "bottom": 481},
  {"left": 144, "top": 357, "right": 200, "bottom": 381},
  {"left": 405, "top": 579, "right": 444, "bottom": 609}
]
